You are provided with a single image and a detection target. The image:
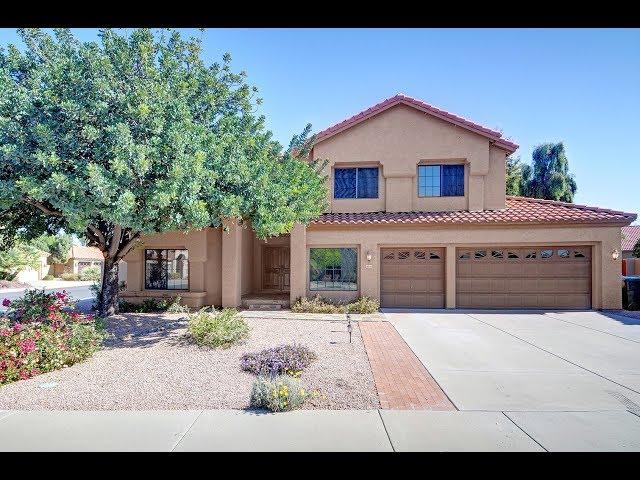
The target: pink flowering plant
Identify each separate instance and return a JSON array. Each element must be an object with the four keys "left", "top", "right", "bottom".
[{"left": 0, "top": 289, "right": 104, "bottom": 386}]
